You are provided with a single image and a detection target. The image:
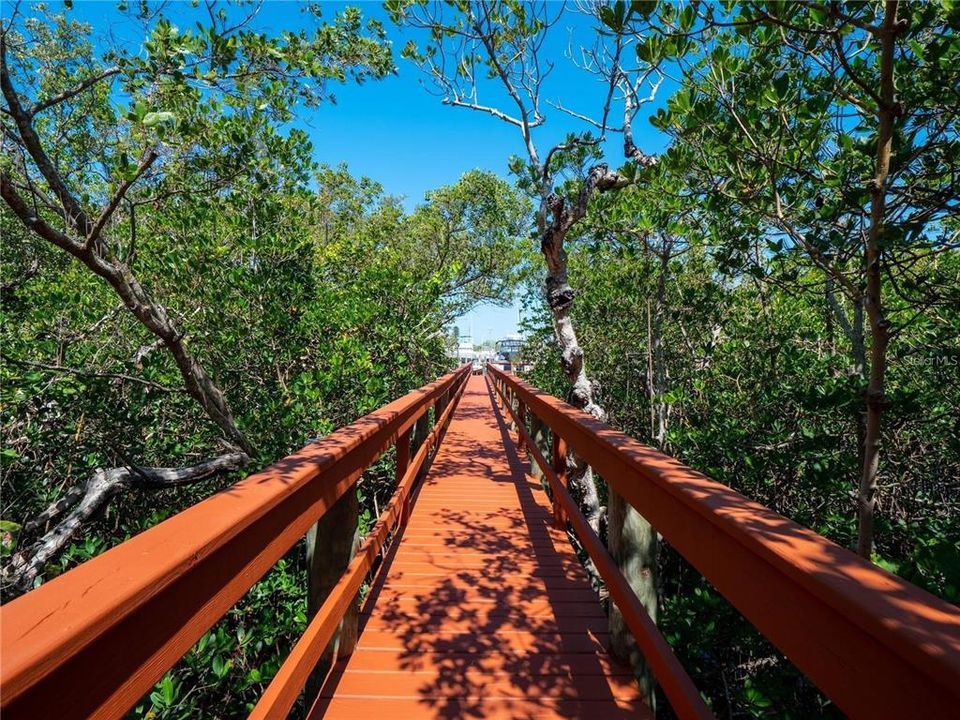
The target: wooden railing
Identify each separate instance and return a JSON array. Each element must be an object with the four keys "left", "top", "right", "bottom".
[
  {"left": 0, "top": 364, "right": 471, "bottom": 720},
  {"left": 487, "top": 364, "right": 960, "bottom": 719}
]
